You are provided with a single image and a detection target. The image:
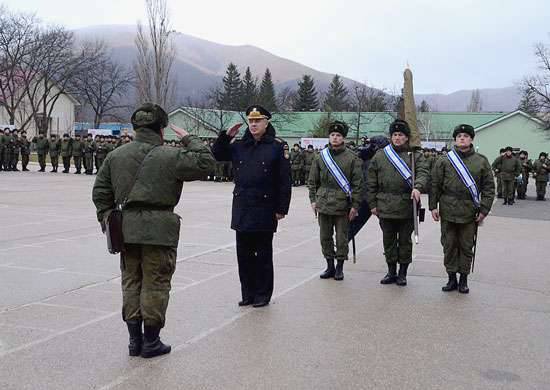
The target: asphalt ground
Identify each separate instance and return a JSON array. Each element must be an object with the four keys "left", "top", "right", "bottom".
[{"left": 0, "top": 164, "right": 549, "bottom": 390}]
